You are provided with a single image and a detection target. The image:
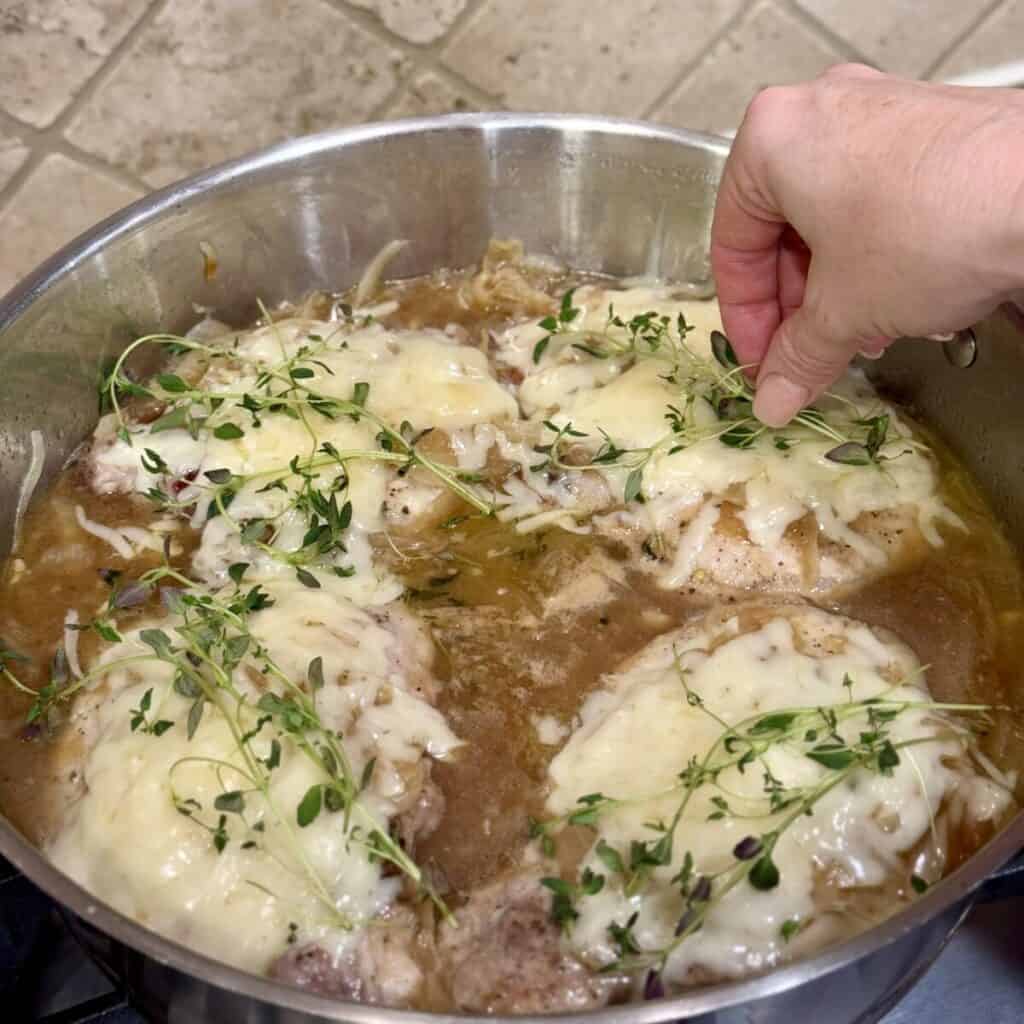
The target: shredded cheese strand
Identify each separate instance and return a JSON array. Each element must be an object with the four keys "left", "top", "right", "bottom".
[
  {"left": 75, "top": 504, "right": 134, "bottom": 559},
  {"left": 354, "top": 239, "right": 408, "bottom": 307},
  {"left": 12, "top": 429, "right": 45, "bottom": 553}
]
